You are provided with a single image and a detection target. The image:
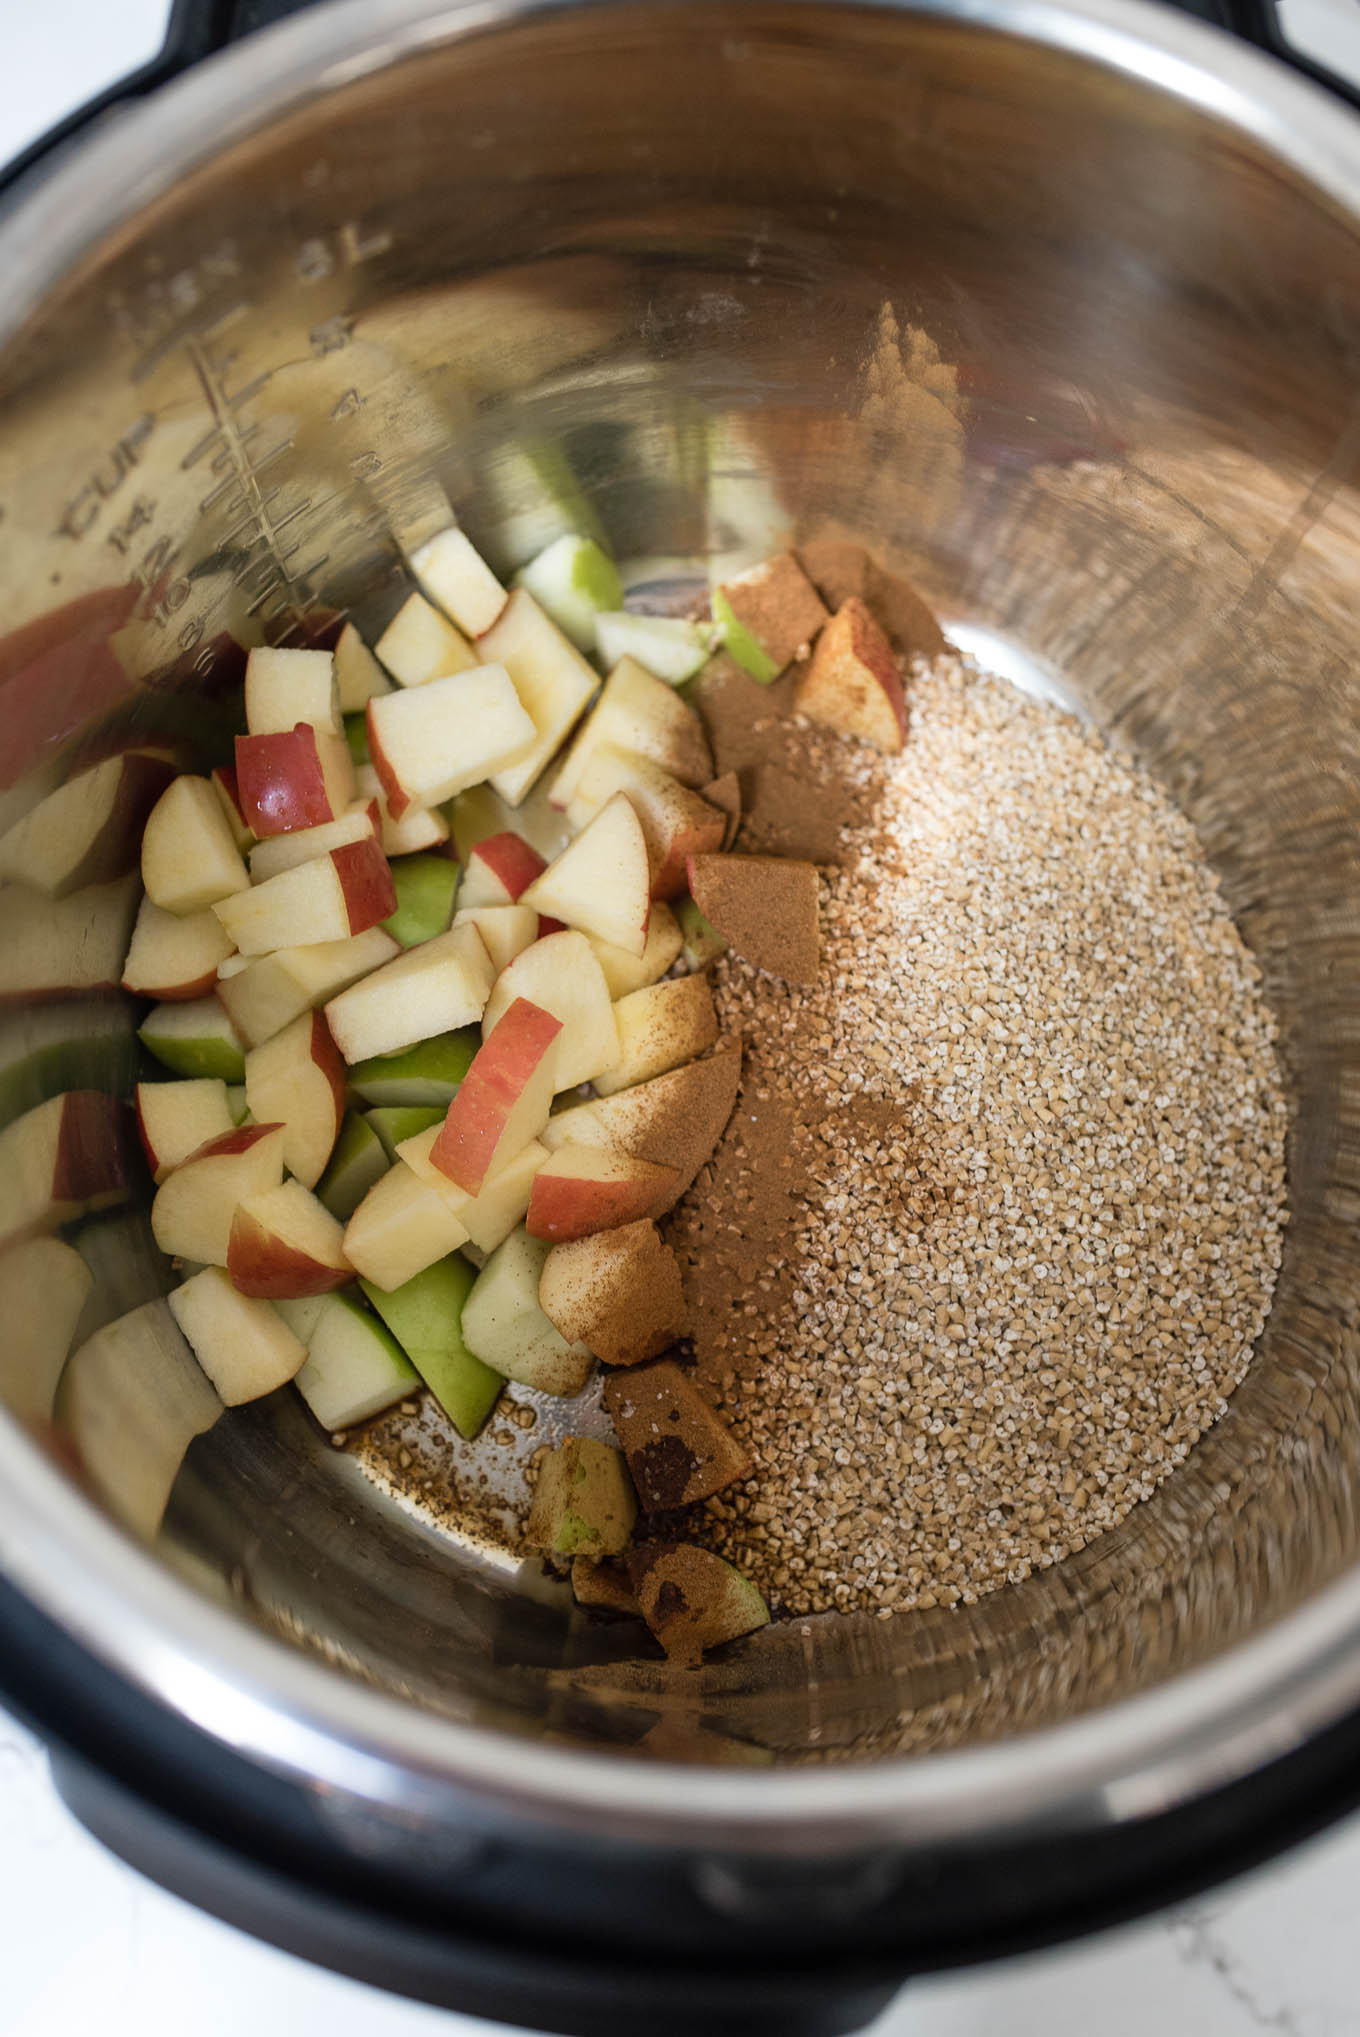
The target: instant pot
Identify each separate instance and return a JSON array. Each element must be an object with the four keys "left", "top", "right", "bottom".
[{"left": 2, "top": 0, "right": 1360, "bottom": 2031}]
